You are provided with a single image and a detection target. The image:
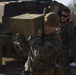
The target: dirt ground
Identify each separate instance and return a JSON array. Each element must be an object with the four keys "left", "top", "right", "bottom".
[
  {"left": 0, "top": 57, "right": 26, "bottom": 75},
  {"left": 0, "top": 56, "right": 76, "bottom": 75}
]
